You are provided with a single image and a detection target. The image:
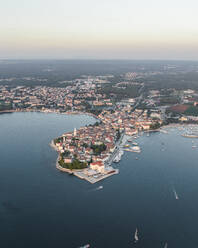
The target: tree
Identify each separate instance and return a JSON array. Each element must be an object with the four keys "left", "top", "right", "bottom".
[{"left": 150, "top": 121, "right": 161, "bottom": 130}]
